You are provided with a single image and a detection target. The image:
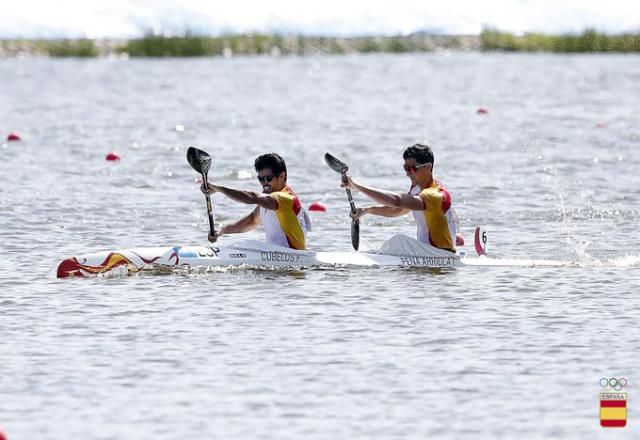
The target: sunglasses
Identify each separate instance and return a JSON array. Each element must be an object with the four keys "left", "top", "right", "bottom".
[
  {"left": 257, "top": 174, "right": 277, "bottom": 184},
  {"left": 403, "top": 163, "right": 430, "bottom": 174}
]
